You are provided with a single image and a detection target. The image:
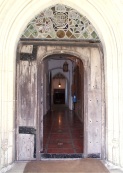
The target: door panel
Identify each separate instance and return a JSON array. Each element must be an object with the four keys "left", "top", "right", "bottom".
[
  {"left": 87, "top": 48, "right": 102, "bottom": 155},
  {"left": 17, "top": 60, "right": 37, "bottom": 160},
  {"left": 18, "top": 134, "right": 34, "bottom": 160},
  {"left": 18, "top": 61, "right": 37, "bottom": 126}
]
